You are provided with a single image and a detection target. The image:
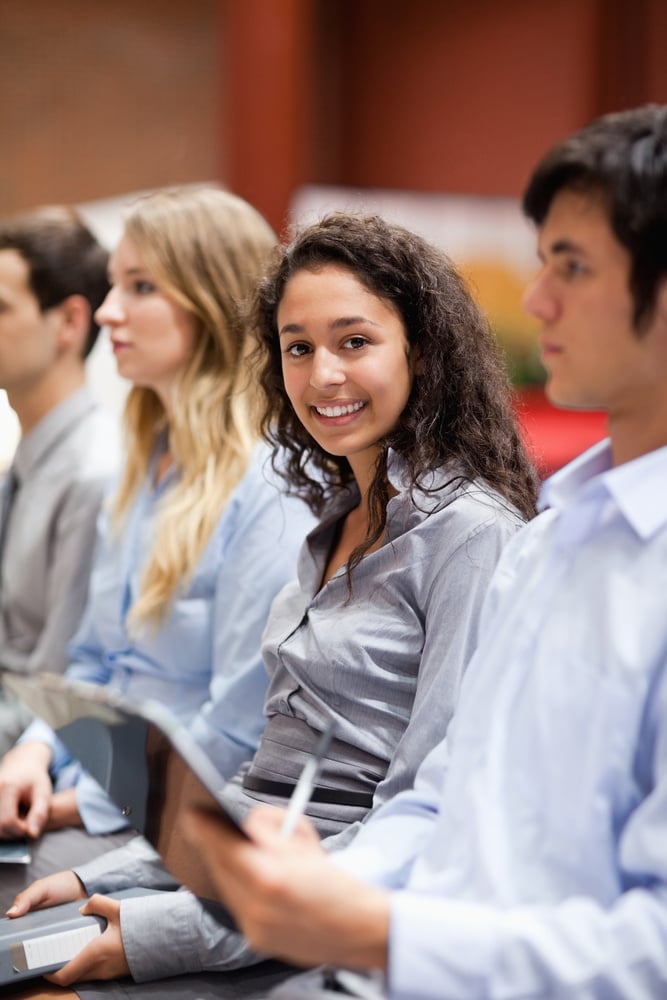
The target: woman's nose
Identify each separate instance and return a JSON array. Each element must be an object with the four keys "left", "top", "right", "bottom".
[
  {"left": 94, "top": 285, "right": 124, "bottom": 327},
  {"left": 309, "top": 348, "right": 345, "bottom": 388}
]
